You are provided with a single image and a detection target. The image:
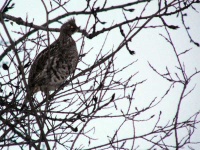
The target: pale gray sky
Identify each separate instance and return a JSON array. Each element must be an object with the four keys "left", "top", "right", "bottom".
[{"left": 0, "top": 0, "right": 200, "bottom": 149}]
